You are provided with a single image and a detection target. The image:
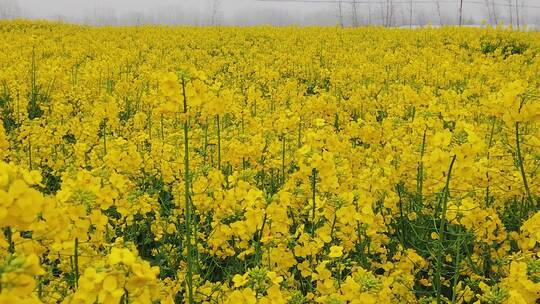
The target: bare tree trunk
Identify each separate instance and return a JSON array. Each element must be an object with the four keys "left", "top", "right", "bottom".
[
  {"left": 484, "top": 0, "right": 493, "bottom": 25},
  {"left": 459, "top": 0, "right": 464, "bottom": 26},
  {"left": 389, "top": 0, "right": 395, "bottom": 27},
  {"left": 508, "top": 0, "right": 513, "bottom": 26},
  {"left": 515, "top": 0, "right": 520, "bottom": 27},
  {"left": 338, "top": 1, "right": 344, "bottom": 27},
  {"left": 380, "top": 3, "right": 385, "bottom": 26},
  {"left": 387, "top": 0, "right": 390, "bottom": 27},
  {"left": 491, "top": 0, "right": 499, "bottom": 25},
  {"left": 351, "top": 0, "right": 358, "bottom": 27},
  {"left": 210, "top": 0, "right": 221, "bottom": 26},
  {"left": 409, "top": 0, "right": 413, "bottom": 28},
  {"left": 384, "top": 0, "right": 394, "bottom": 27},
  {"left": 520, "top": 1, "right": 526, "bottom": 26},
  {"left": 0, "top": 0, "right": 21, "bottom": 19},
  {"left": 435, "top": 0, "right": 442, "bottom": 26},
  {"left": 368, "top": 0, "right": 372, "bottom": 25}
]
